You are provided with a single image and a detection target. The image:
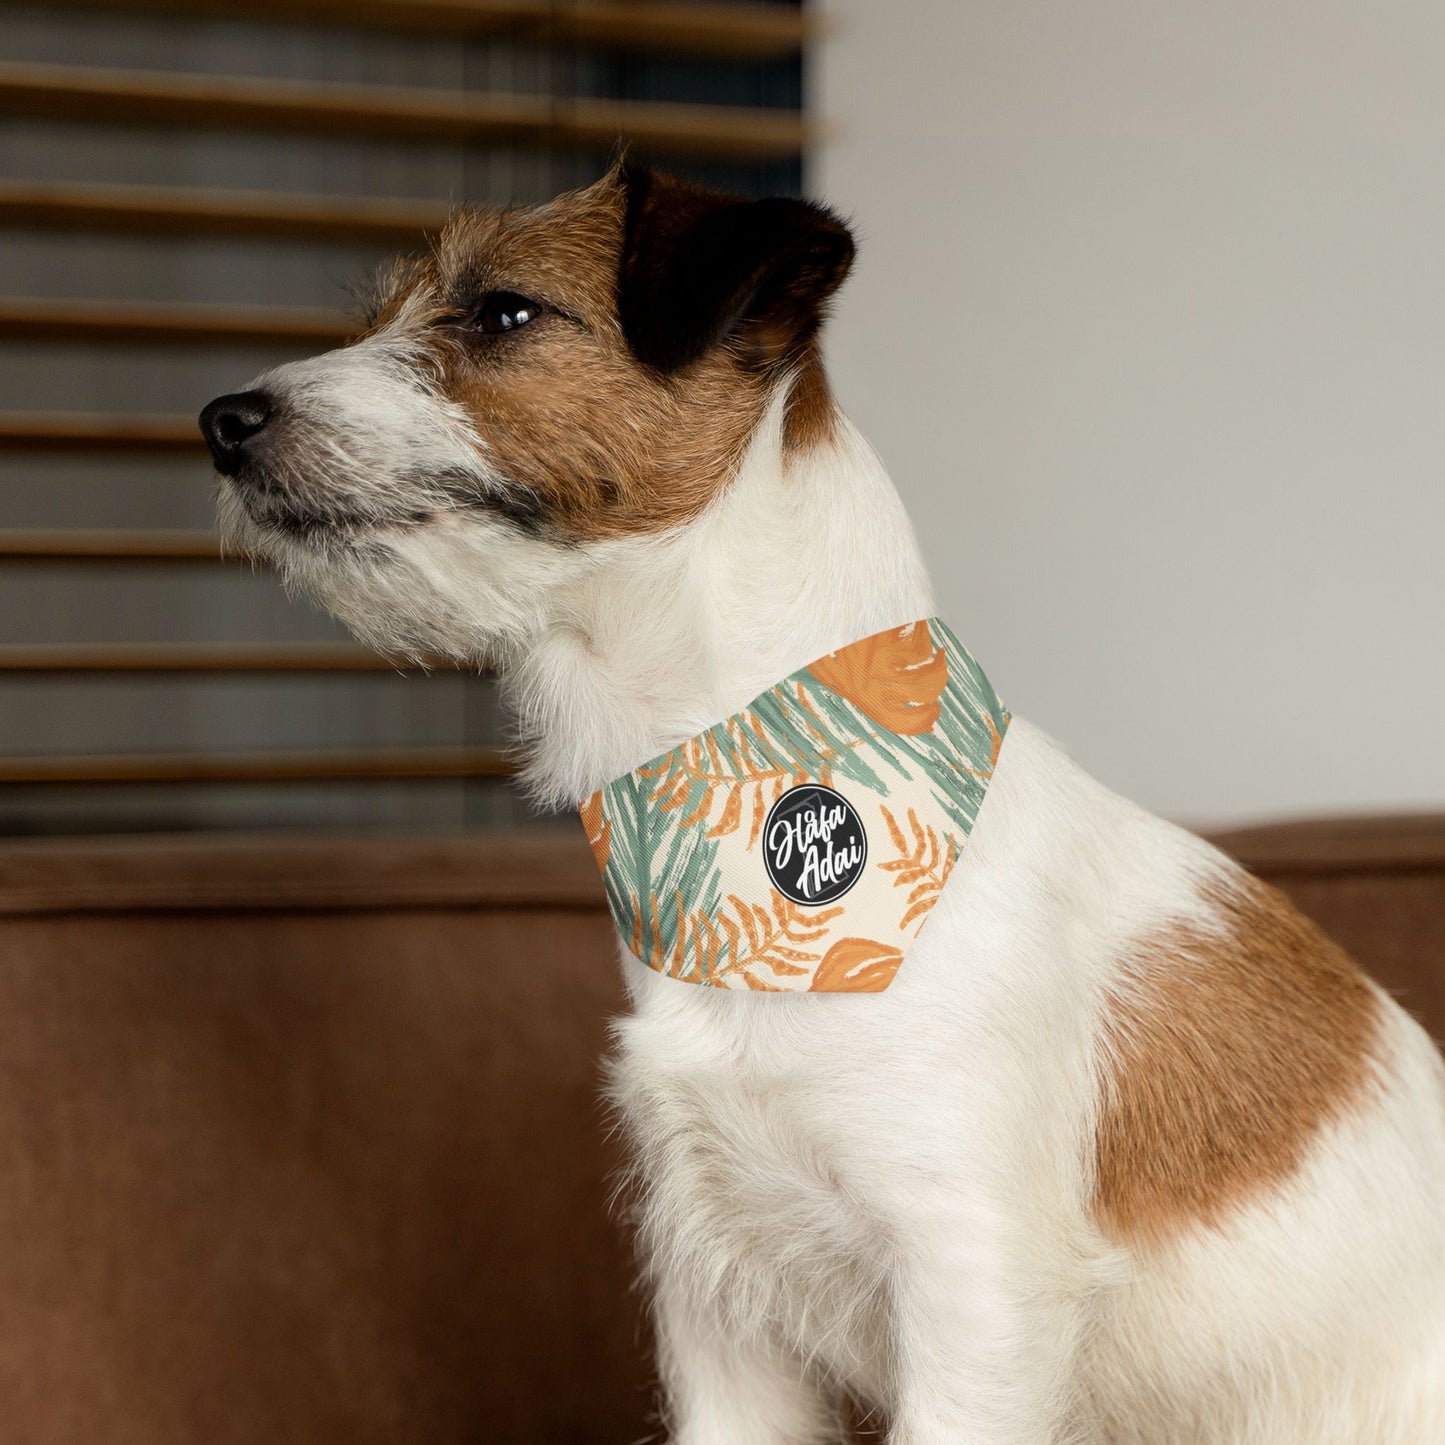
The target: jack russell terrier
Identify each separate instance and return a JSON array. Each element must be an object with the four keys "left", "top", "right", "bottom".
[{"left": 200, "top": 163, "right": 1445, "bottom": 1444}]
